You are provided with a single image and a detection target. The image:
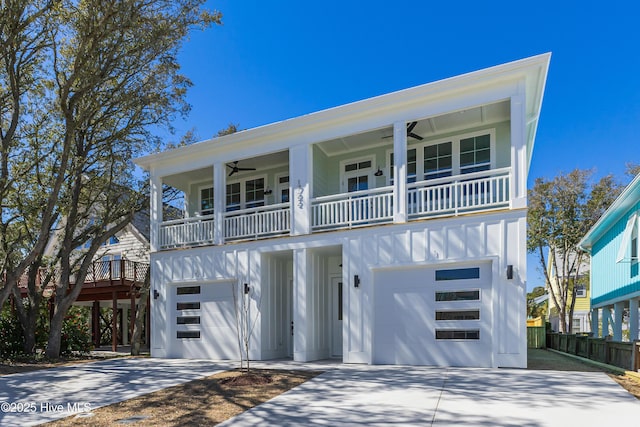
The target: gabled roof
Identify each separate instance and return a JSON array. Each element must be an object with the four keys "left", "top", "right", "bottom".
[
  {"left": 135, "top": 53, "right": 551, "bottom": 172},
  {"left": 578, "top": 173, "right": 640, "bottom": 252}
]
